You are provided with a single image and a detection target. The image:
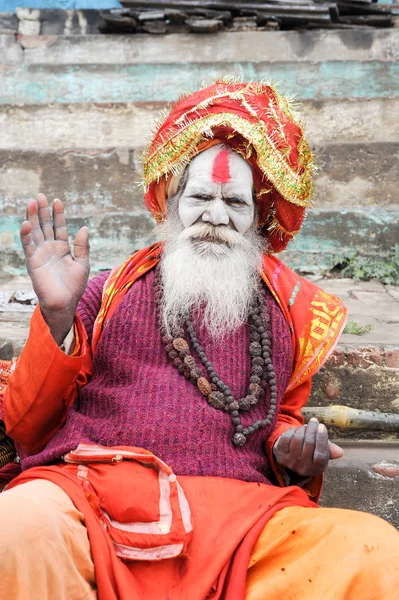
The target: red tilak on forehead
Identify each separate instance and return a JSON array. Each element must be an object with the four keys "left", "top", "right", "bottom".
[{"left": 212, "top": 149, "right": 231, "bottom": 184}]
